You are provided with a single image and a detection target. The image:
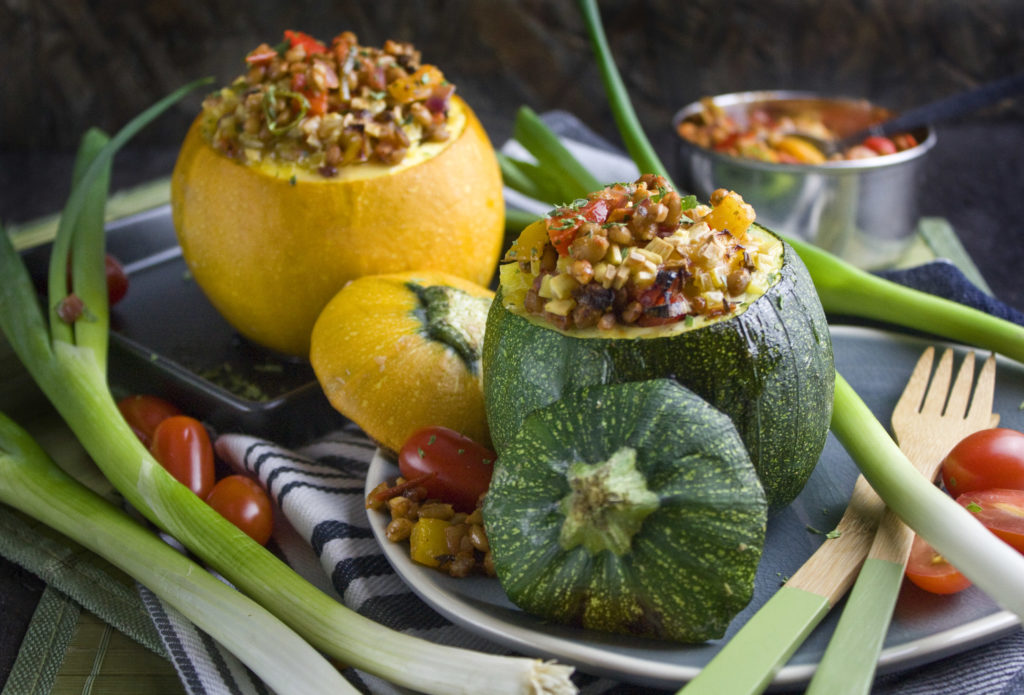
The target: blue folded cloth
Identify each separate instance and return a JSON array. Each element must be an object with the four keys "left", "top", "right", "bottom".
[{"left": 878, "top": 260, "right": 1024, "bottom": 327}]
